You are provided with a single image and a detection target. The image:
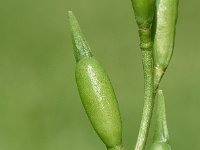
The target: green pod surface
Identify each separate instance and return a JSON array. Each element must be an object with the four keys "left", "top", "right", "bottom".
[
  {"left": 131, "top": 0, "right": 156, "bottom": 28},
  {"left": 153, "top": 0, "right": 179, "bottom": 88},
  {"left": 150, "top": 142, "right": 171, "bottom": 150},
  {"left": 150, "top": 90, "right": 172, "bottom": 150},
  {"left": 76, "top": 57, "right": 122, "bottom": 149},
  {"left": 68, "top": 11, "right": 123, "bottom": 149}
]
